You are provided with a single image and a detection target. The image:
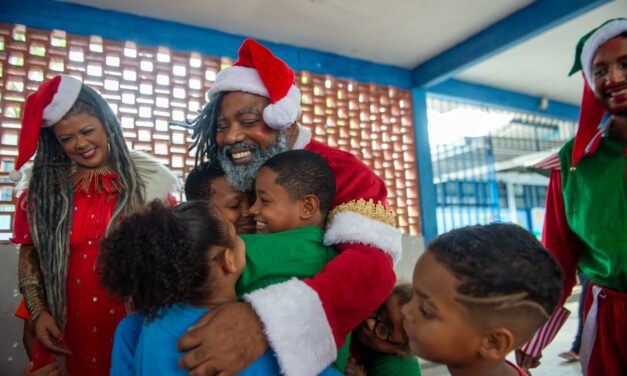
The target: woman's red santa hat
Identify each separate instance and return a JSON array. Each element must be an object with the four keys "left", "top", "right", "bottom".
[
  {"left": 207, "top": 39, "right": 301, "bottom": 130},
  {"left": 568, "top": 18, "right": 627, "bottom": 169},
  {"left": 11, "top": 74, "right": 82, "bottom": 182}
]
